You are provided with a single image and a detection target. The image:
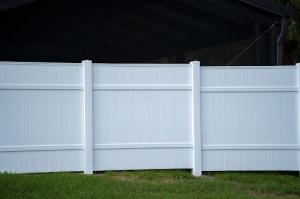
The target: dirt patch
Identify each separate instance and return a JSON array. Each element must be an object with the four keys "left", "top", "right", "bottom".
[{"left": 111, "top": 174, "right": 141, "bottom": 182}]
